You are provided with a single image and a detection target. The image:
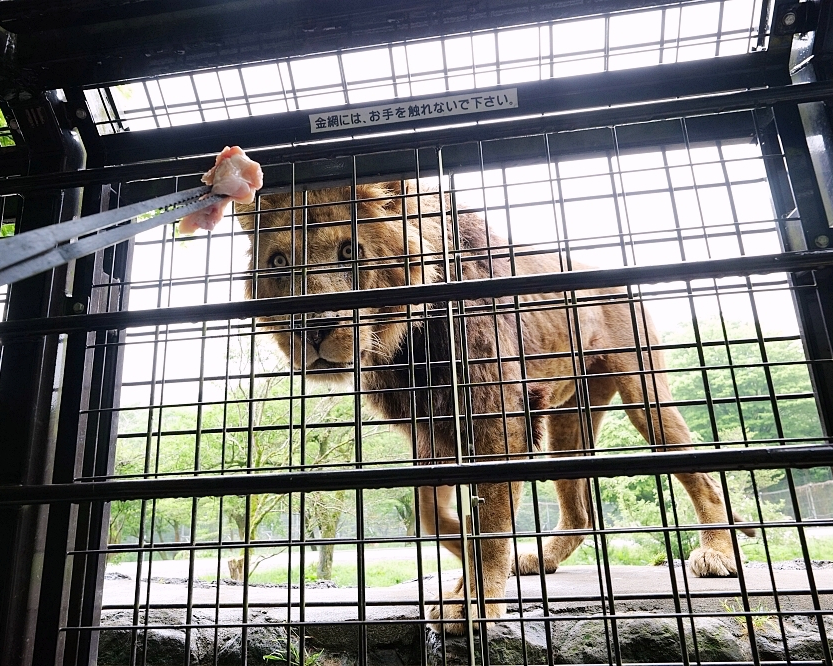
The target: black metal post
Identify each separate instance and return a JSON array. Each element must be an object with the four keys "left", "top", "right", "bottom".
[
  {"left": 760, "top": 102, "right": 833, "bottom": 438},
  {"left": 37, "top": 182, "right": 130, "bottom": 666},
  {"left": 0, "top": 91, "right": 85, "bottom": 666}
]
